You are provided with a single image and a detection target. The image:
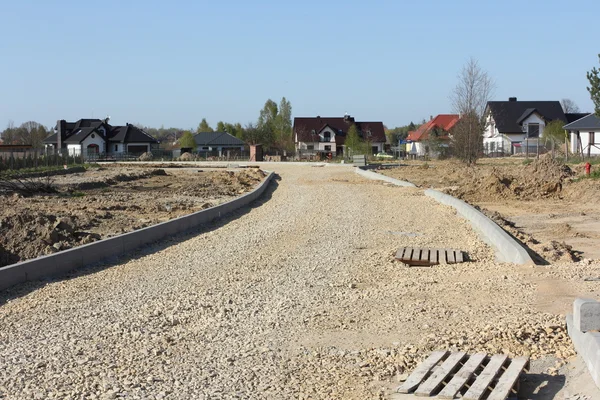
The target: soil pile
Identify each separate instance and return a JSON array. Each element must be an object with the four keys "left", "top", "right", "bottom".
[
  {"left": 138, "top": 152, "right": 153, "bottom": 161},
  {"left": 448, "top": 155, "right": 575, "bottom": 202},
  {"left": 179, "top": 152, "right": 195, "bottom": 161}
]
